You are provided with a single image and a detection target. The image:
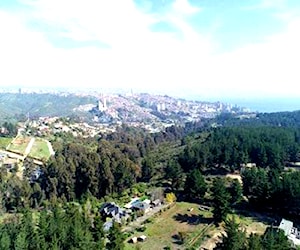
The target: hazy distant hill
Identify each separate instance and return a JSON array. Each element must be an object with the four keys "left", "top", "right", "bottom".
[{"left": 0, "top": 92, "right": 97, "bottom": 122}]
